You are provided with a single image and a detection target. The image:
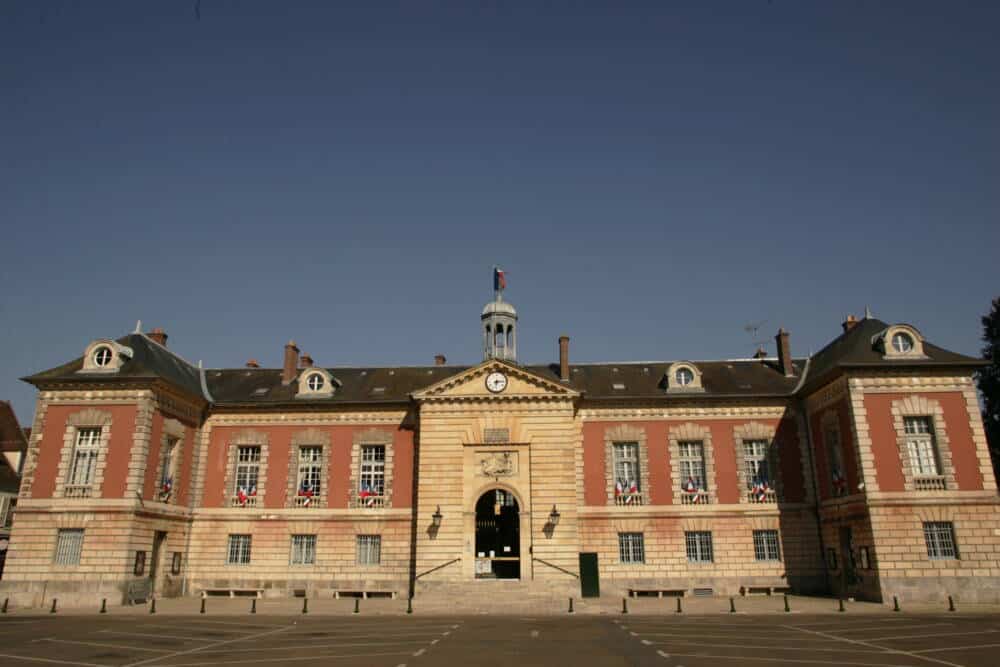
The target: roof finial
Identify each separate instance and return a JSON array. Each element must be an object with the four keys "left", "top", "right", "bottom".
[
  {"left": 864, "top": 305, "right": 872, "bottom": 319},
  {"left": 134, "top": 320, "right": 142, "bottom": 334},
  {"left": 198, "top": 360, "right": 203, "bottom": 369}
]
